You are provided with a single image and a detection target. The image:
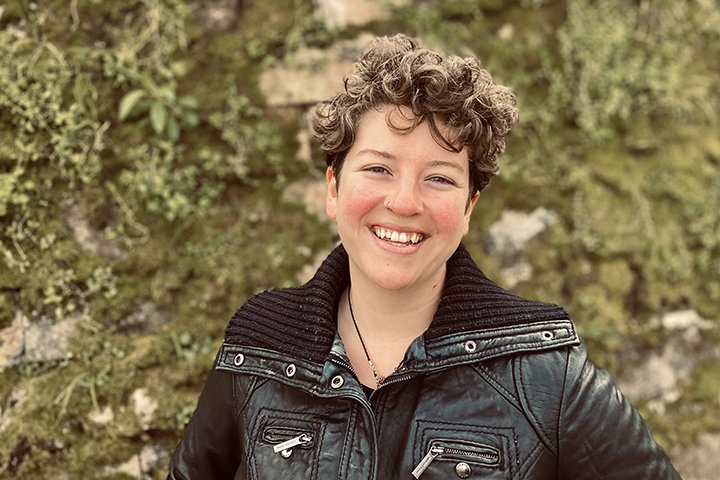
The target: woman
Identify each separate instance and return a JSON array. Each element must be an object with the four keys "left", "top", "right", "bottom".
[{"left": 169, "top": 34, "right": 680, "bottom": 479}]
